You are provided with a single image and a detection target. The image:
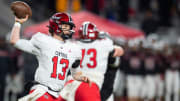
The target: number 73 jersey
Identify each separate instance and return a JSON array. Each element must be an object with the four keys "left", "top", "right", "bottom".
[{"left": 78, "top": 38, "right": 114, "bottom": 77}]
